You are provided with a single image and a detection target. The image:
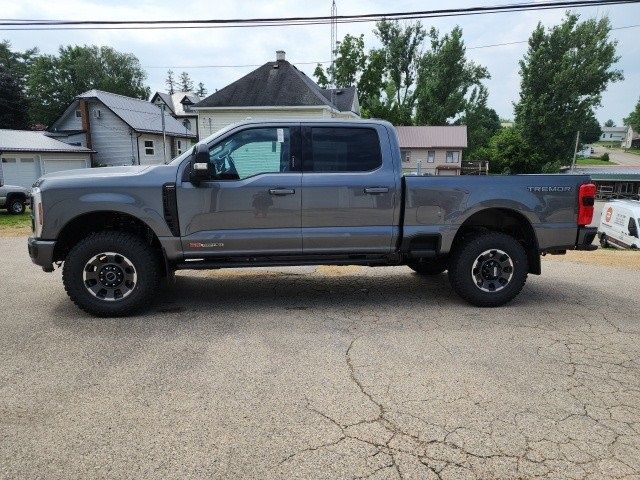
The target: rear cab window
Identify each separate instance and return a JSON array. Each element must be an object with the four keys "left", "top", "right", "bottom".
[{"left": 306, "top": 127, "right": 382, "bottom": 172}]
